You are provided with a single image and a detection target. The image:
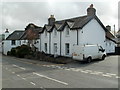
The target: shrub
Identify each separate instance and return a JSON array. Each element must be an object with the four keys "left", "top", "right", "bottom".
[
  {"left": 16, "top": 45, "right": 32, "bottom": 58},
  {"left": 10, "top": 48, "right": 17, "bottom": 56}
]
